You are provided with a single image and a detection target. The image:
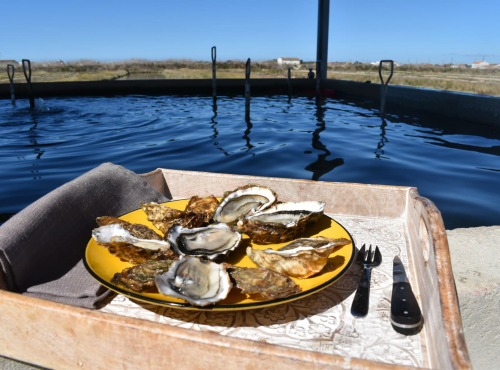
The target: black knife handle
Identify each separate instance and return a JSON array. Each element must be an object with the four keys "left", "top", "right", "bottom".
[
  {"left": 351, "top": 268, "right": 371, "bottom": 317},
  {"left": 391, "top": 282, "right": 424, "bottom": 335}
]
